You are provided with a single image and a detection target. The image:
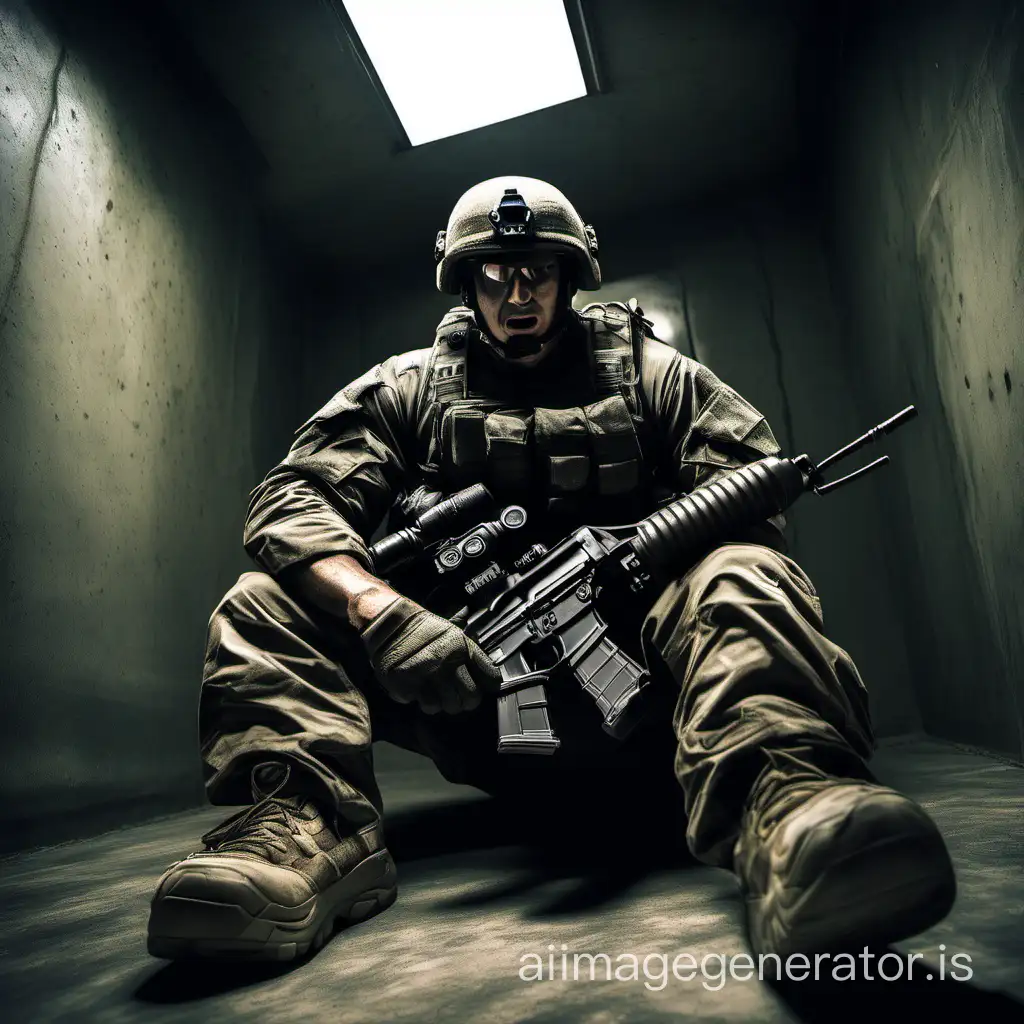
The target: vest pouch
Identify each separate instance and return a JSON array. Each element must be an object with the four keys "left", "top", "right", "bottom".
[
  {"left": 440, "top": 406, "right": 487, "bottom": 487},
  {"left": 484, "top": 410, "right": 533, "bottom": 494},
  {"left": 535, "top": 406, "right": 591, "bottom": 494},
  {"left": 584, "top": 394, "right": 642, "bottom": 495}
]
